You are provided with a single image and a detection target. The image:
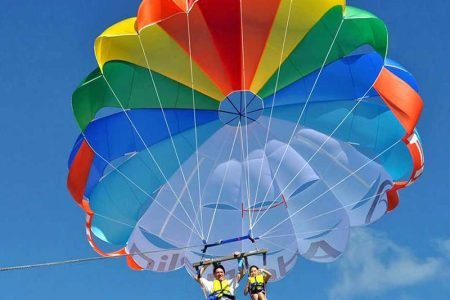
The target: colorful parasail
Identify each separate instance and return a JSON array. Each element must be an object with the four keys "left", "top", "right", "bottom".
[{"left": 67, "top": 0, "right": 424, "bottom": 281}]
